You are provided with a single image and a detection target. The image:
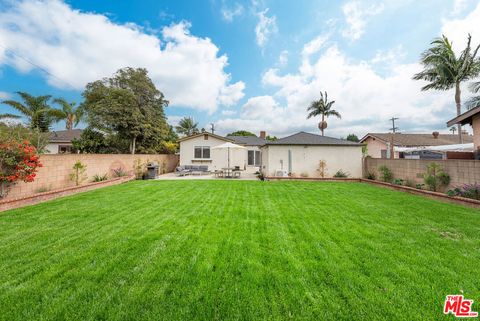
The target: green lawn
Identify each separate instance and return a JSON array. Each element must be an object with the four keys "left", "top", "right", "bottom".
[{"left": 0, "top": 180, "right": 479, "bottom": 320}]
